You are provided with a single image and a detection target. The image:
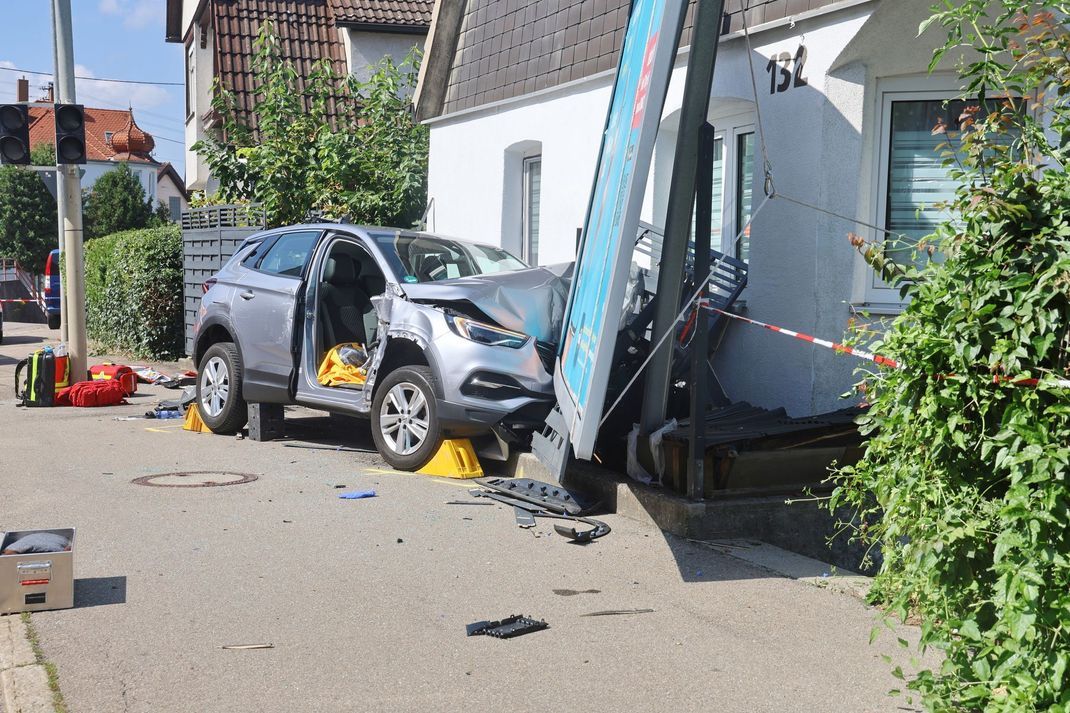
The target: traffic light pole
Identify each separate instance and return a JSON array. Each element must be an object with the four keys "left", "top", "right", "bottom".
[{"left": 51, "top": 0, "right": 86, "bottom": 382}]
